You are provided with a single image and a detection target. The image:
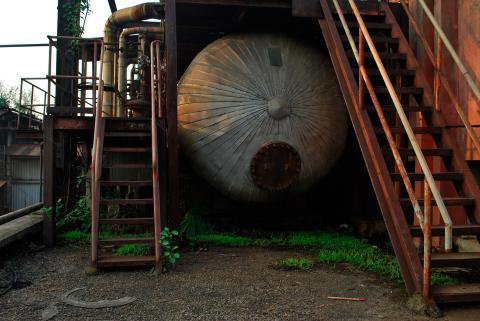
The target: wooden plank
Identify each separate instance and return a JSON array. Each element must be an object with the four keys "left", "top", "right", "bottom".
[
  {"left": 0, "top": 214, "right": 43, "bottom": 248},
  {"left": 103, "top": 147, "right": 151, "bottom": 153}
]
